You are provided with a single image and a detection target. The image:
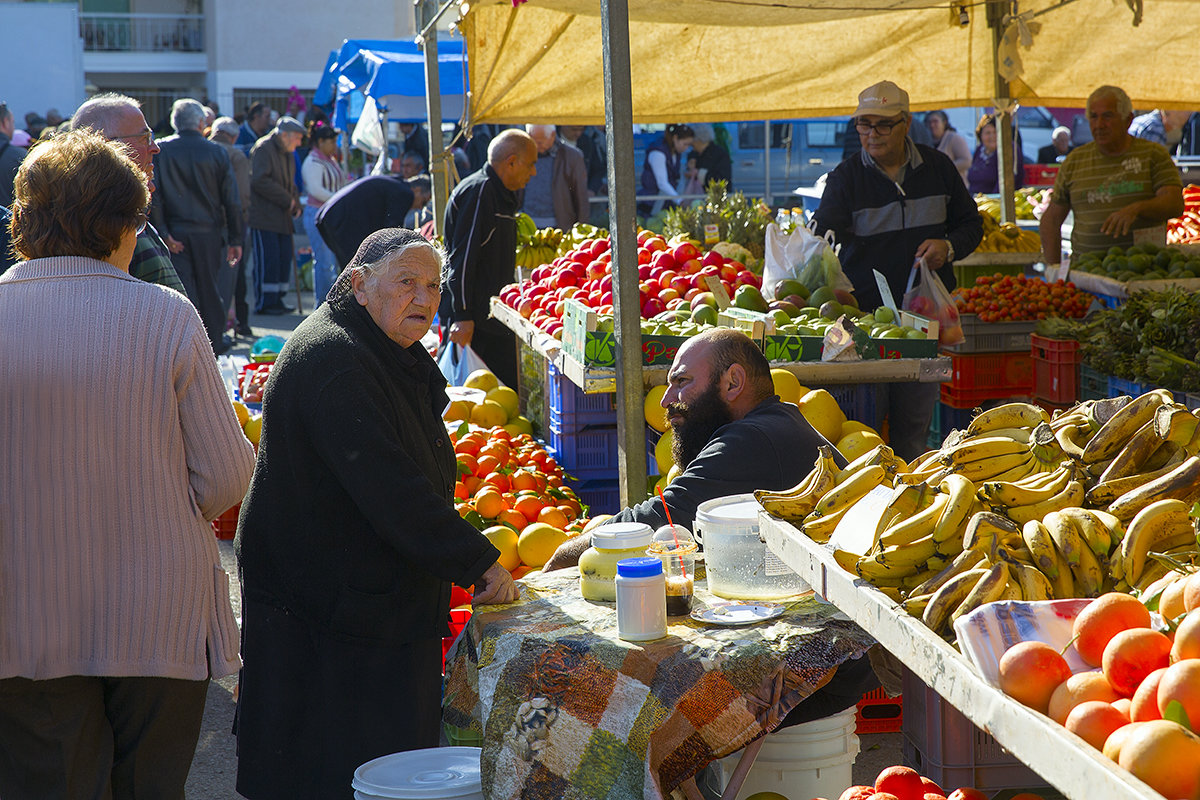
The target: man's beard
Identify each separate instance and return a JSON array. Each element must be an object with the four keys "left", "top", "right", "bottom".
[{"left": 667, "top": 380, "right": 734, "bottom": 469}]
